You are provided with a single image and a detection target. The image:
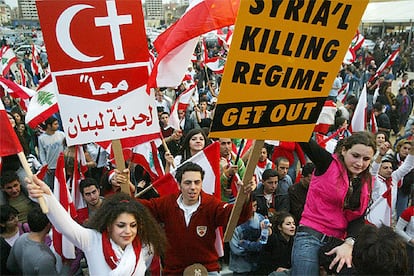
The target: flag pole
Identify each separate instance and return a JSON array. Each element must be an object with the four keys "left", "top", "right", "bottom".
[
  {"left": 111, "top": 139, "right": 131, "bottom": 195},
  {"left": 17, "top": 152, "right": 48, "bottom": 213},
  {"left": 223, "top": 139, "right": 264, "bottom": 242}
]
